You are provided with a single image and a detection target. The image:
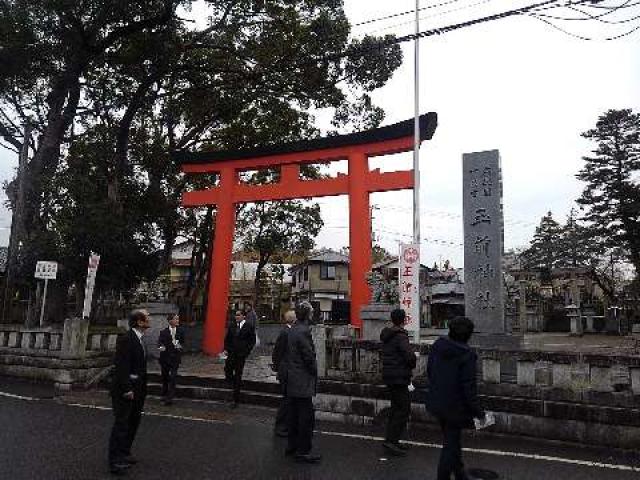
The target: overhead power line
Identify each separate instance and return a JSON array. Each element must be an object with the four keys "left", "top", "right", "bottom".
[
  {"left": 360, "top": 0, "right": 498, "bottom": 37},
  {"left": 352, "top": 0, "right": 467, "bottom": 28},
  {"left": 530, "top": 14, "right": 640, "bottom": 38},
  {"left": 335, "top": 0, "right": 598, "bottom": 63},
  {"left": 534, "top": 0, "right": 638, "bottom": 20}
]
